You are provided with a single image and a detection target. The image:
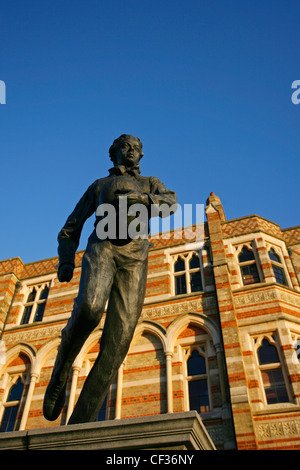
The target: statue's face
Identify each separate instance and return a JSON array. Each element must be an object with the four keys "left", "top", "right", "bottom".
[{"left": 114, "top": 137, "right": 141, "bottom": 168}]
